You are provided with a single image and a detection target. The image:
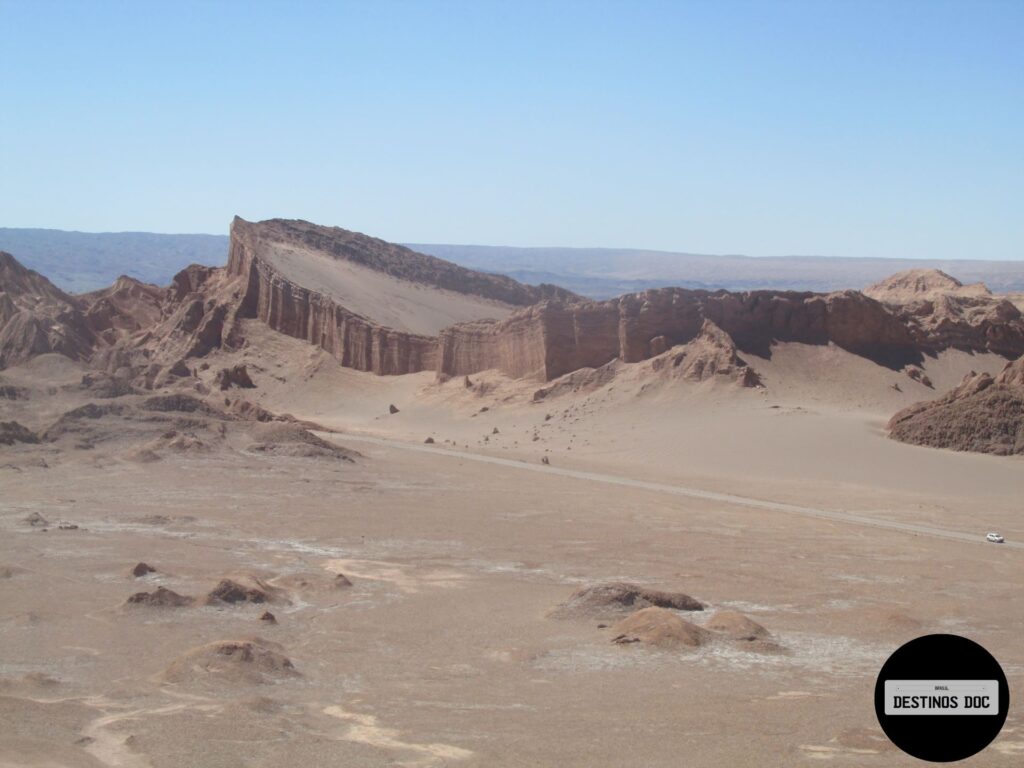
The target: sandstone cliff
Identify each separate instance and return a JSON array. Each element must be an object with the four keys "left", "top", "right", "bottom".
[
  {"left": 227, "top": 218, "right": 437, "bottom": 375},
  {"left": 438, "top": 287, "right": 925, "bottom": 381}
]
